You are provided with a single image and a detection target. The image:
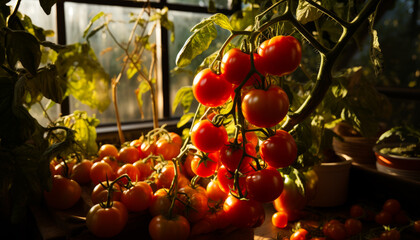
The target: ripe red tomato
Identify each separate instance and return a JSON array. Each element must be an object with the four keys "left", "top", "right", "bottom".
[
  {"left": 90, "top": 161, "right": 116, "bottom": 185},
  {"left": 290, "top": 228, "right": 309, "bottom": 240},
  {"left": 191, "top": 152, "right": 219, "bottom": 178},
  {"left": 133, "top": 158, "right": 154, "bottom": 181},
  {"left": 192, "top": 68, "right": 233, "bottom": 107},
  {"left": 191, "top": 119, "right": 228, "bottom": 153},
  {"left": 273, "top": 175, "right": 306, "bottom": 221},
  {"left": 246, "top": 167, "right": 284, "bottom": 203},
  {"left": 91, "top": 181, "right": 123, "bottom": 205},
  {"left": 168, "top": 132, "right": 183, "bottom": 148},
  {"left": 375, "top": 210, "right": 393, "bottom": 225},
  {"left": 272, "top": 211, "right": 288, "bottom": 228},
  {"left": 98, "top": 144, "right": 119, "bottom": 160},
  {"left": 382, "top": 199, "right": 401, "bottom": 215},
  {"left": 223, "top": 195, "right": 265, "bottom": 228},
  {"left": 324, "top": 220, "right": 347, "bottom": 240},
  {"left": 349, "top": 204, "right": 365, "bottom": 219},
  {"left": 241, "top": 85, "right": 289, "bottom": 128},
  {"left": 217, "top": 165, "right": 247, "bottom": 195},
  {"left": 148, "top": 214, "right": 190, "bottom": 240},
  {"left": 43, "top": 175, "right": 81, "bottom": 210},
  {"left": 71, "top": 159, "right": 93, "bottom": 185},
  {"left": 116, "top": 163, "right": 140, "bottom": 185},
  {"left": 121, "top": 181, "right": 153, "bottom": 212},
  {"left": 140, "top": 140, "right": 156, "bottom": 157},
  {"left": 155, "top": 138, "right": 181, "bottom": 160},
  {"left": 149, "top": 188, "right": 172, "bottom": 217},
  {"left": 257, "top": 35, "right": 302, "bottom": 76},
  {"left": 176, "top": 186, "right": 209, "bottom": 223},
  {"left": 86, "top": 201, "right": 128, "bottom": 238},
  {"left": 183, "top": 151, "right": 196, "bottom": 178},
  {"left": 220, "top": 48, "right": 265, "bottom": 86},
  {"left": 260, "top": 130, "right": 297, "bottom": 168},
  {"left": 237, "top": 131, "right": 259, "bottom": 147},
  {"left": 219, "top": 142, "right": 256, "bottom": 173},
  {"left": 206, "top": 179, "right": 228, "bottom": 204},
  {"left": 344, "top": 218, "right": 362, "bottom": 236},
  {"left": 101, "top": 156, "right": 119, "bottom": 172},
  {"left": 155, "top": 163, "right": 175, "bottom": 189},
  {"left": 117, "top": 146, "right": 140, "bottom": 164}
]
